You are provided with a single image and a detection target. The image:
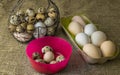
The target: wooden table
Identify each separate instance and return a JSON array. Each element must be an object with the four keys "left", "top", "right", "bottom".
[{"left": 0, "top": 0, "right": 120, "bottom": 75}]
